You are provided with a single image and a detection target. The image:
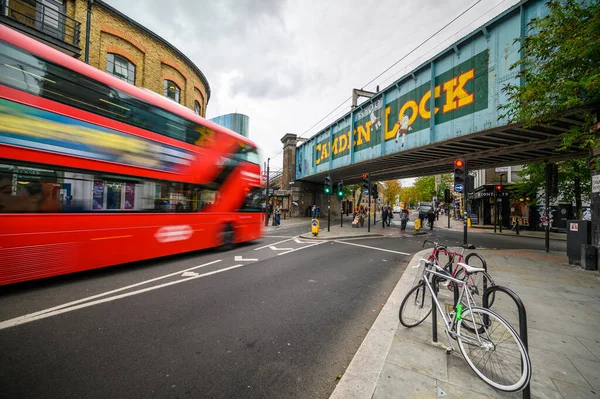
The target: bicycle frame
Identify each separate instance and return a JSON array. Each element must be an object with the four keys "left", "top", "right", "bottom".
[{"left": 420, "top": 262, "right": 485, "bottom": 348}]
